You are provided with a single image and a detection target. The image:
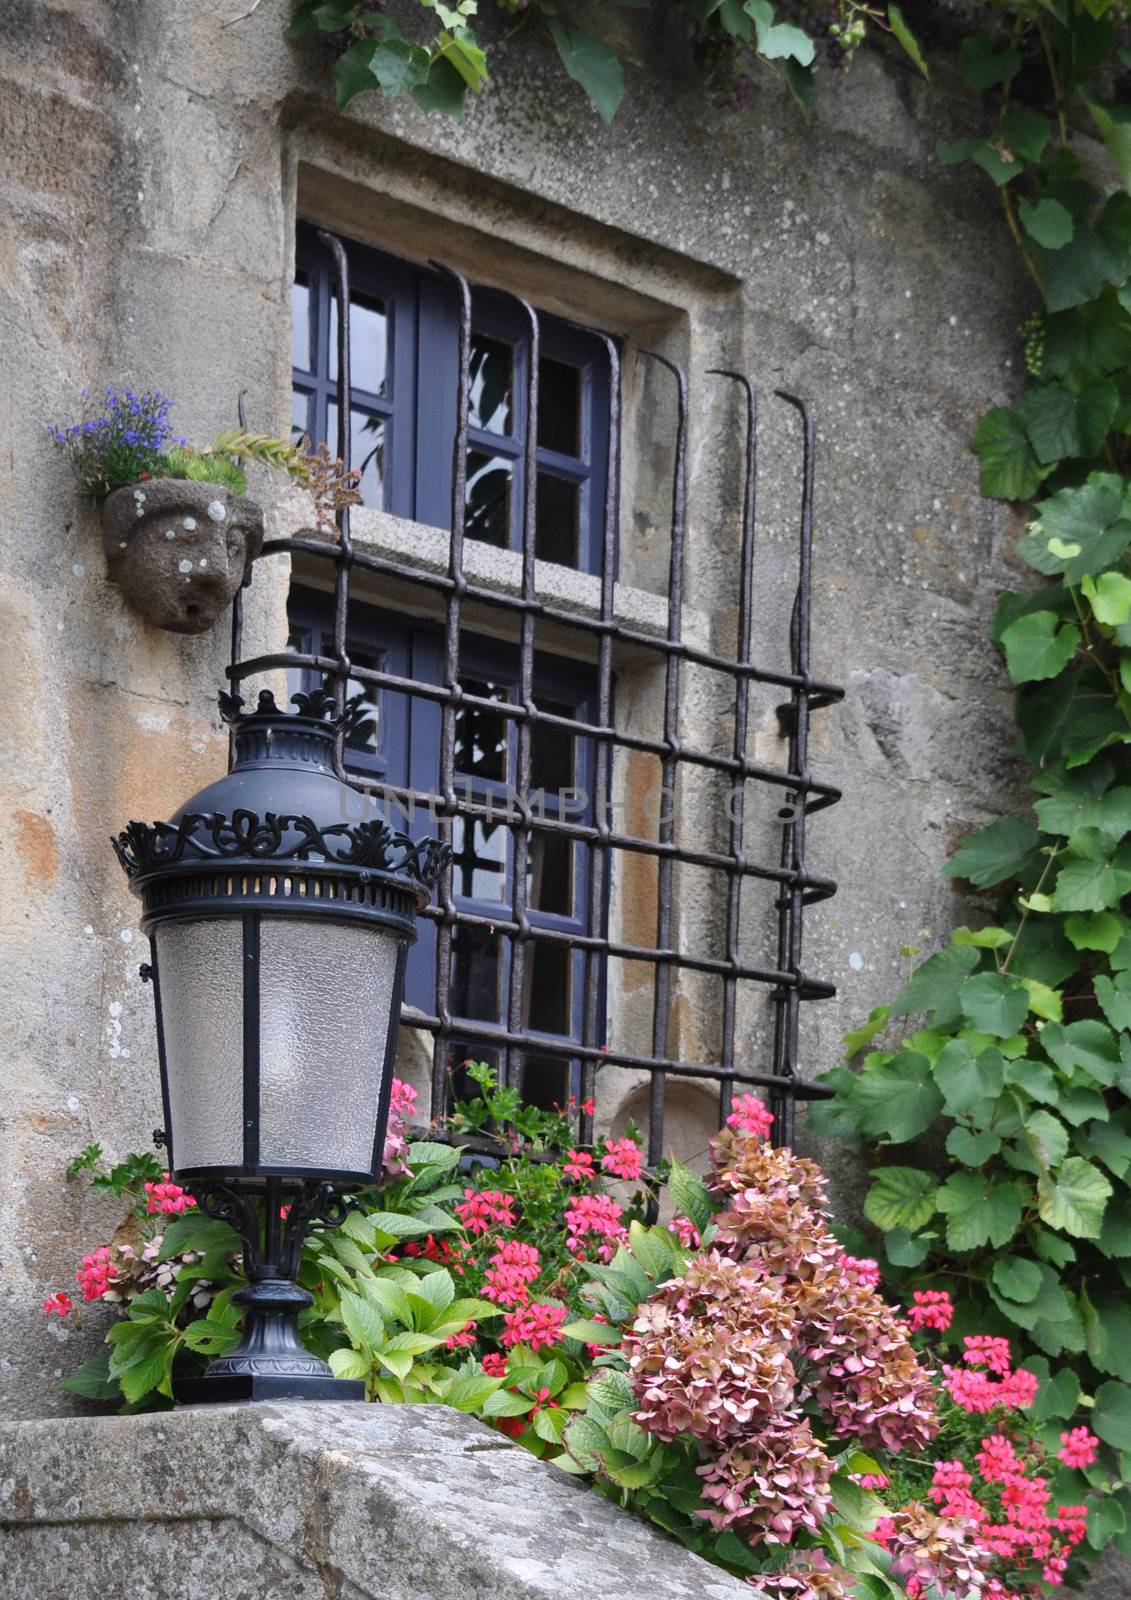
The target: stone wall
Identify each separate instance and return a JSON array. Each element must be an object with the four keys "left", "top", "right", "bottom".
[{"left": 0, "top": 0, "right": 1036, "bottom": 1421}]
